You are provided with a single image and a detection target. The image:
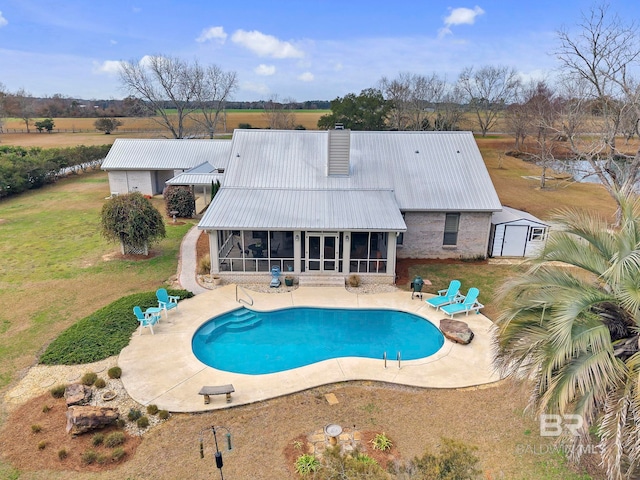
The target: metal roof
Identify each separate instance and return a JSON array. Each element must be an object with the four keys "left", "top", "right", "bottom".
[
  {"left": 492, "top": 206, "right": 549, "bottom": 226},
  {"left": 199, "top": 188, "right": 406, "bottom": 231},
  {"left": 101, "top": 139, "right": 231, "bottom": 171},
  {"left": 166, "top": 173, "right": 224, "bottom": 186}
]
